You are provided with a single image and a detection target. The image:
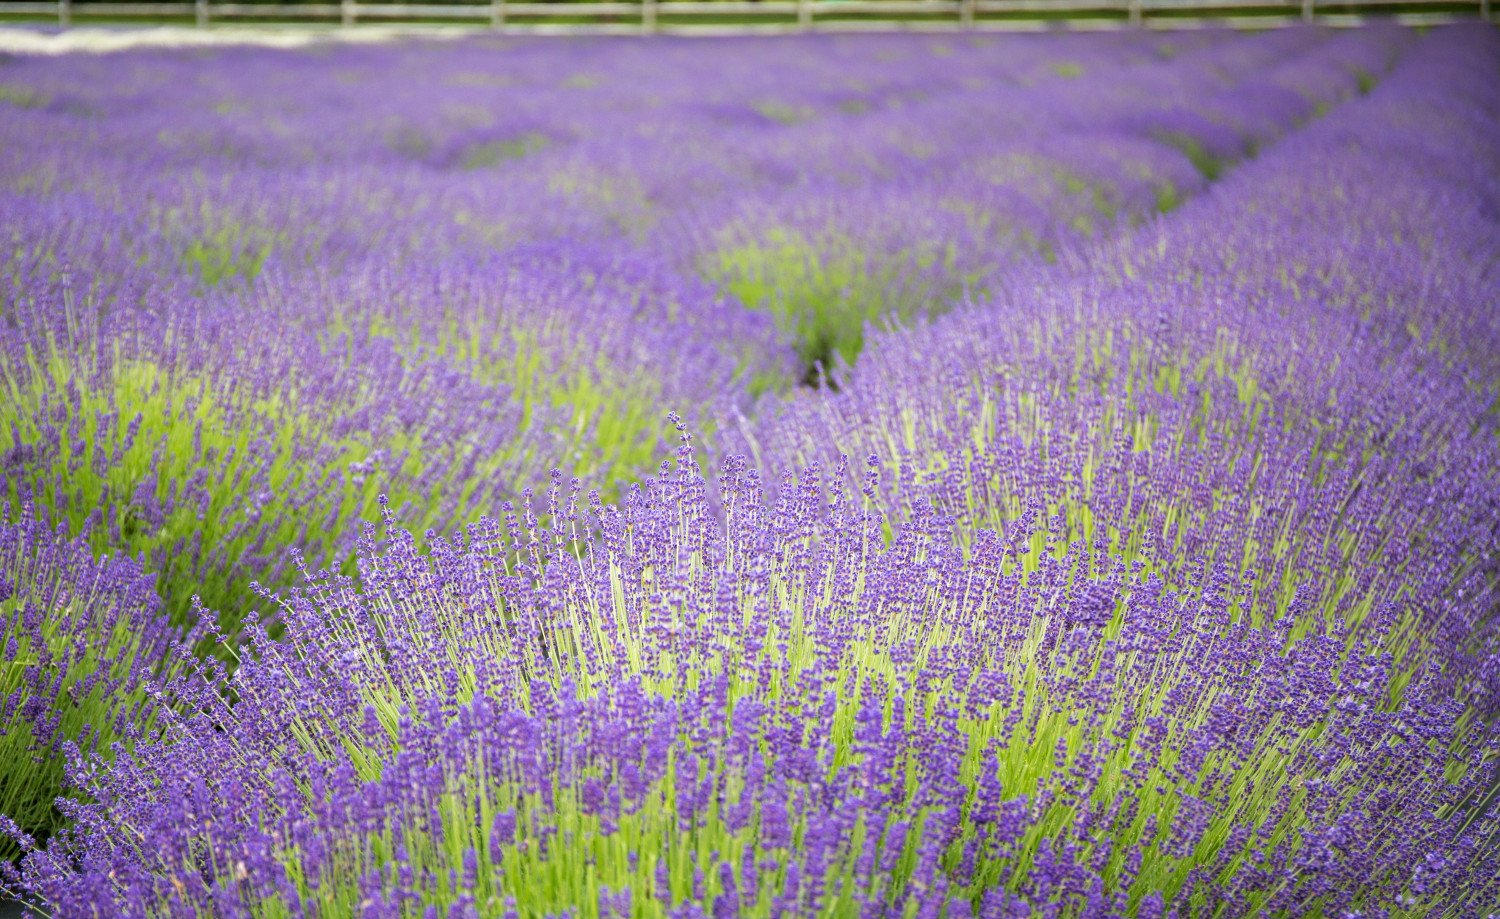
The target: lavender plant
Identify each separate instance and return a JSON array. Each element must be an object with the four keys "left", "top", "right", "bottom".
[
  {"left": 4, "top": 435, "right": 1495, "bottom": 914},
  {"left": 0, "top": 506, "right": 187, "bottom": 856},
  {"left": 735, "top": 24, "right": 1500, "bottom": 678},
  {"left": 1, "top": 22, "right": 1496, "bottom": 918},
  {"left": 299, "top": 248, "right": 788, "bottom": 488},
  {"left": 0, "top": 271, "right": 547, "bottom": 623},
  {"left": 692, "top": 26, "right": 1408, "bottom": 379}
]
